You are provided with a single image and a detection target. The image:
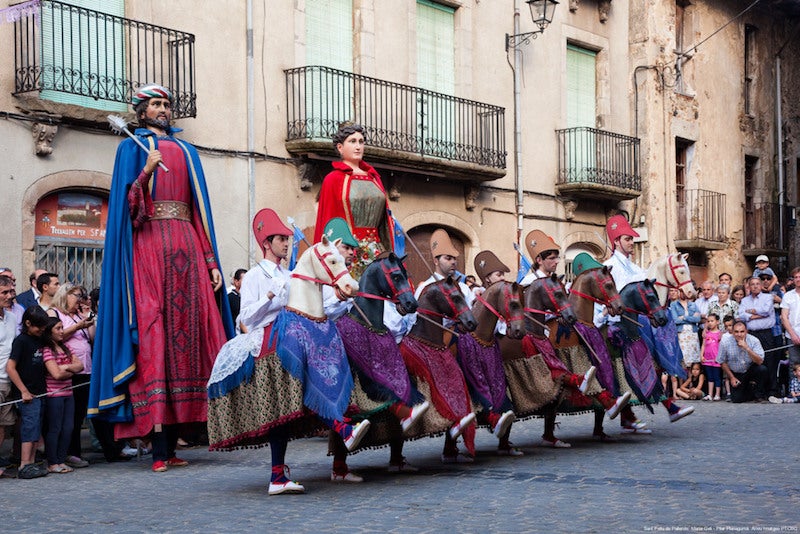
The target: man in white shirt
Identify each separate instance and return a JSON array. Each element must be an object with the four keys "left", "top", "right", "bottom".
[
  {"left": 519, "top": 229, "right": 560, "bottom": 286},
  {"left": 602, "top": 214, "right": 693, "bottom": 427},
  {"left": 519, "top": 229, "right": 589, "bottom": 448},
  {"left": 694, "top": 280, "right": 718, "bottom": 343},
  {"left": 780, "top": 267, "right": 800, "bottom": 368},
  {"left": 0, "top": 275, "right": 18, "bottom": 477}
]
